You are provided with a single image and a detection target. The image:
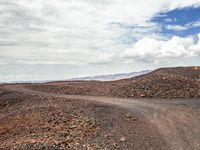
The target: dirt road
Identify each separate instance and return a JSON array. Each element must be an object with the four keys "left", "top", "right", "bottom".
[{"left": 2, "top": 84, "right": 200, "bottom": 150}]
